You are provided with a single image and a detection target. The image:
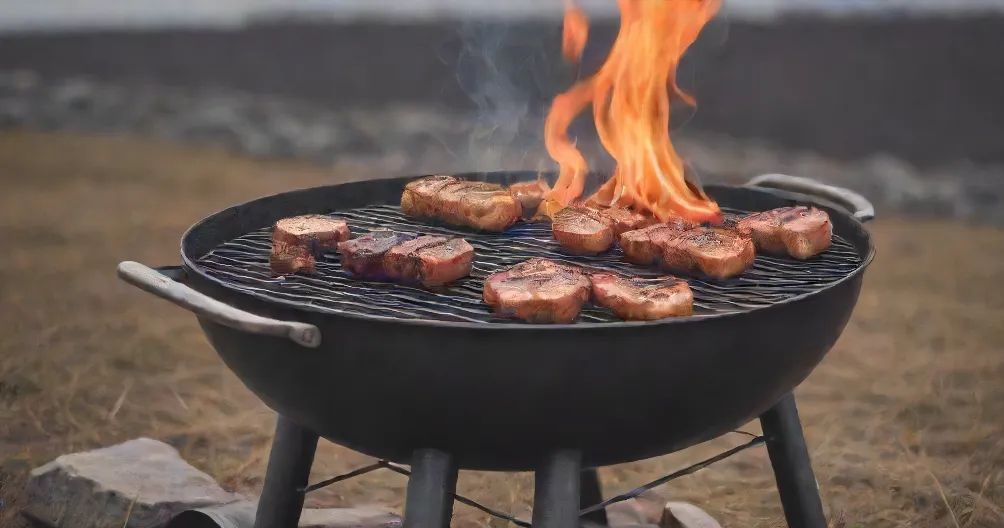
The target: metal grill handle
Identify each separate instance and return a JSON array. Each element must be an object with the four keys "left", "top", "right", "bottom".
[
  {"left": 117, "top": 261, "right": 321, "bottom": 348},
  {"left": 746, "top": 174, "right": 875, "bottom": 222}
]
